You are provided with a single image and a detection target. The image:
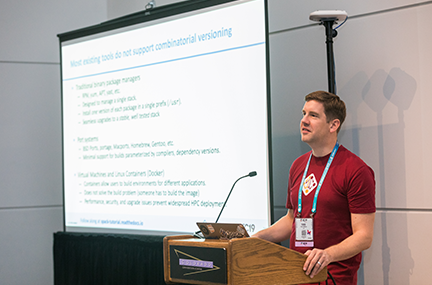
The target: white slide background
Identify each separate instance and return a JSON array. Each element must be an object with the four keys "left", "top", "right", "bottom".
[{"left": 61, "top": 0, "right": 271, "bottom": 235}]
